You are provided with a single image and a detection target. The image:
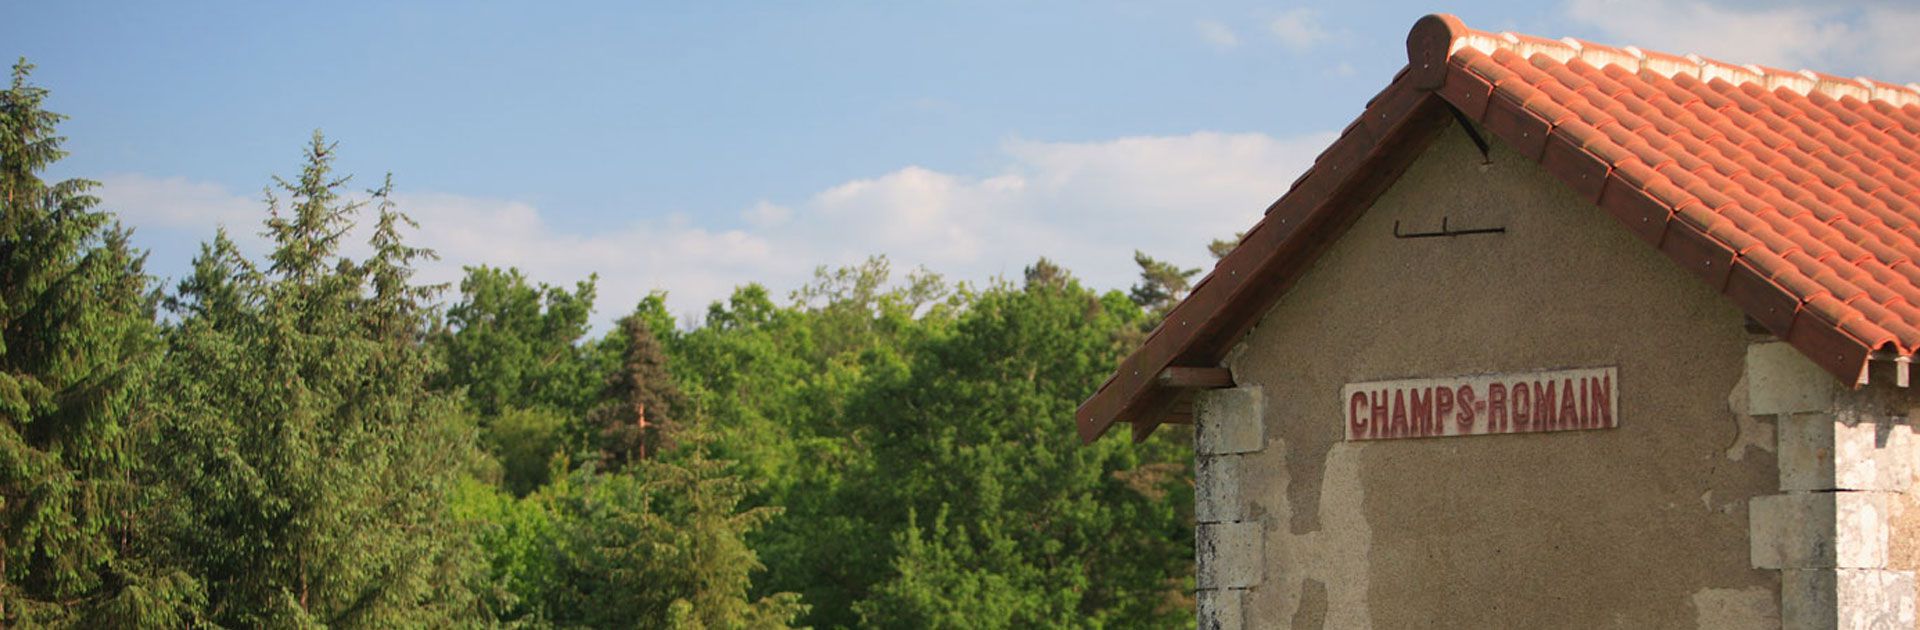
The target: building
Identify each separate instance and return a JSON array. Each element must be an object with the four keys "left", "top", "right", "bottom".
[{"left": 1075, "top": 14, "right": 1920, "bottom": 629}]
